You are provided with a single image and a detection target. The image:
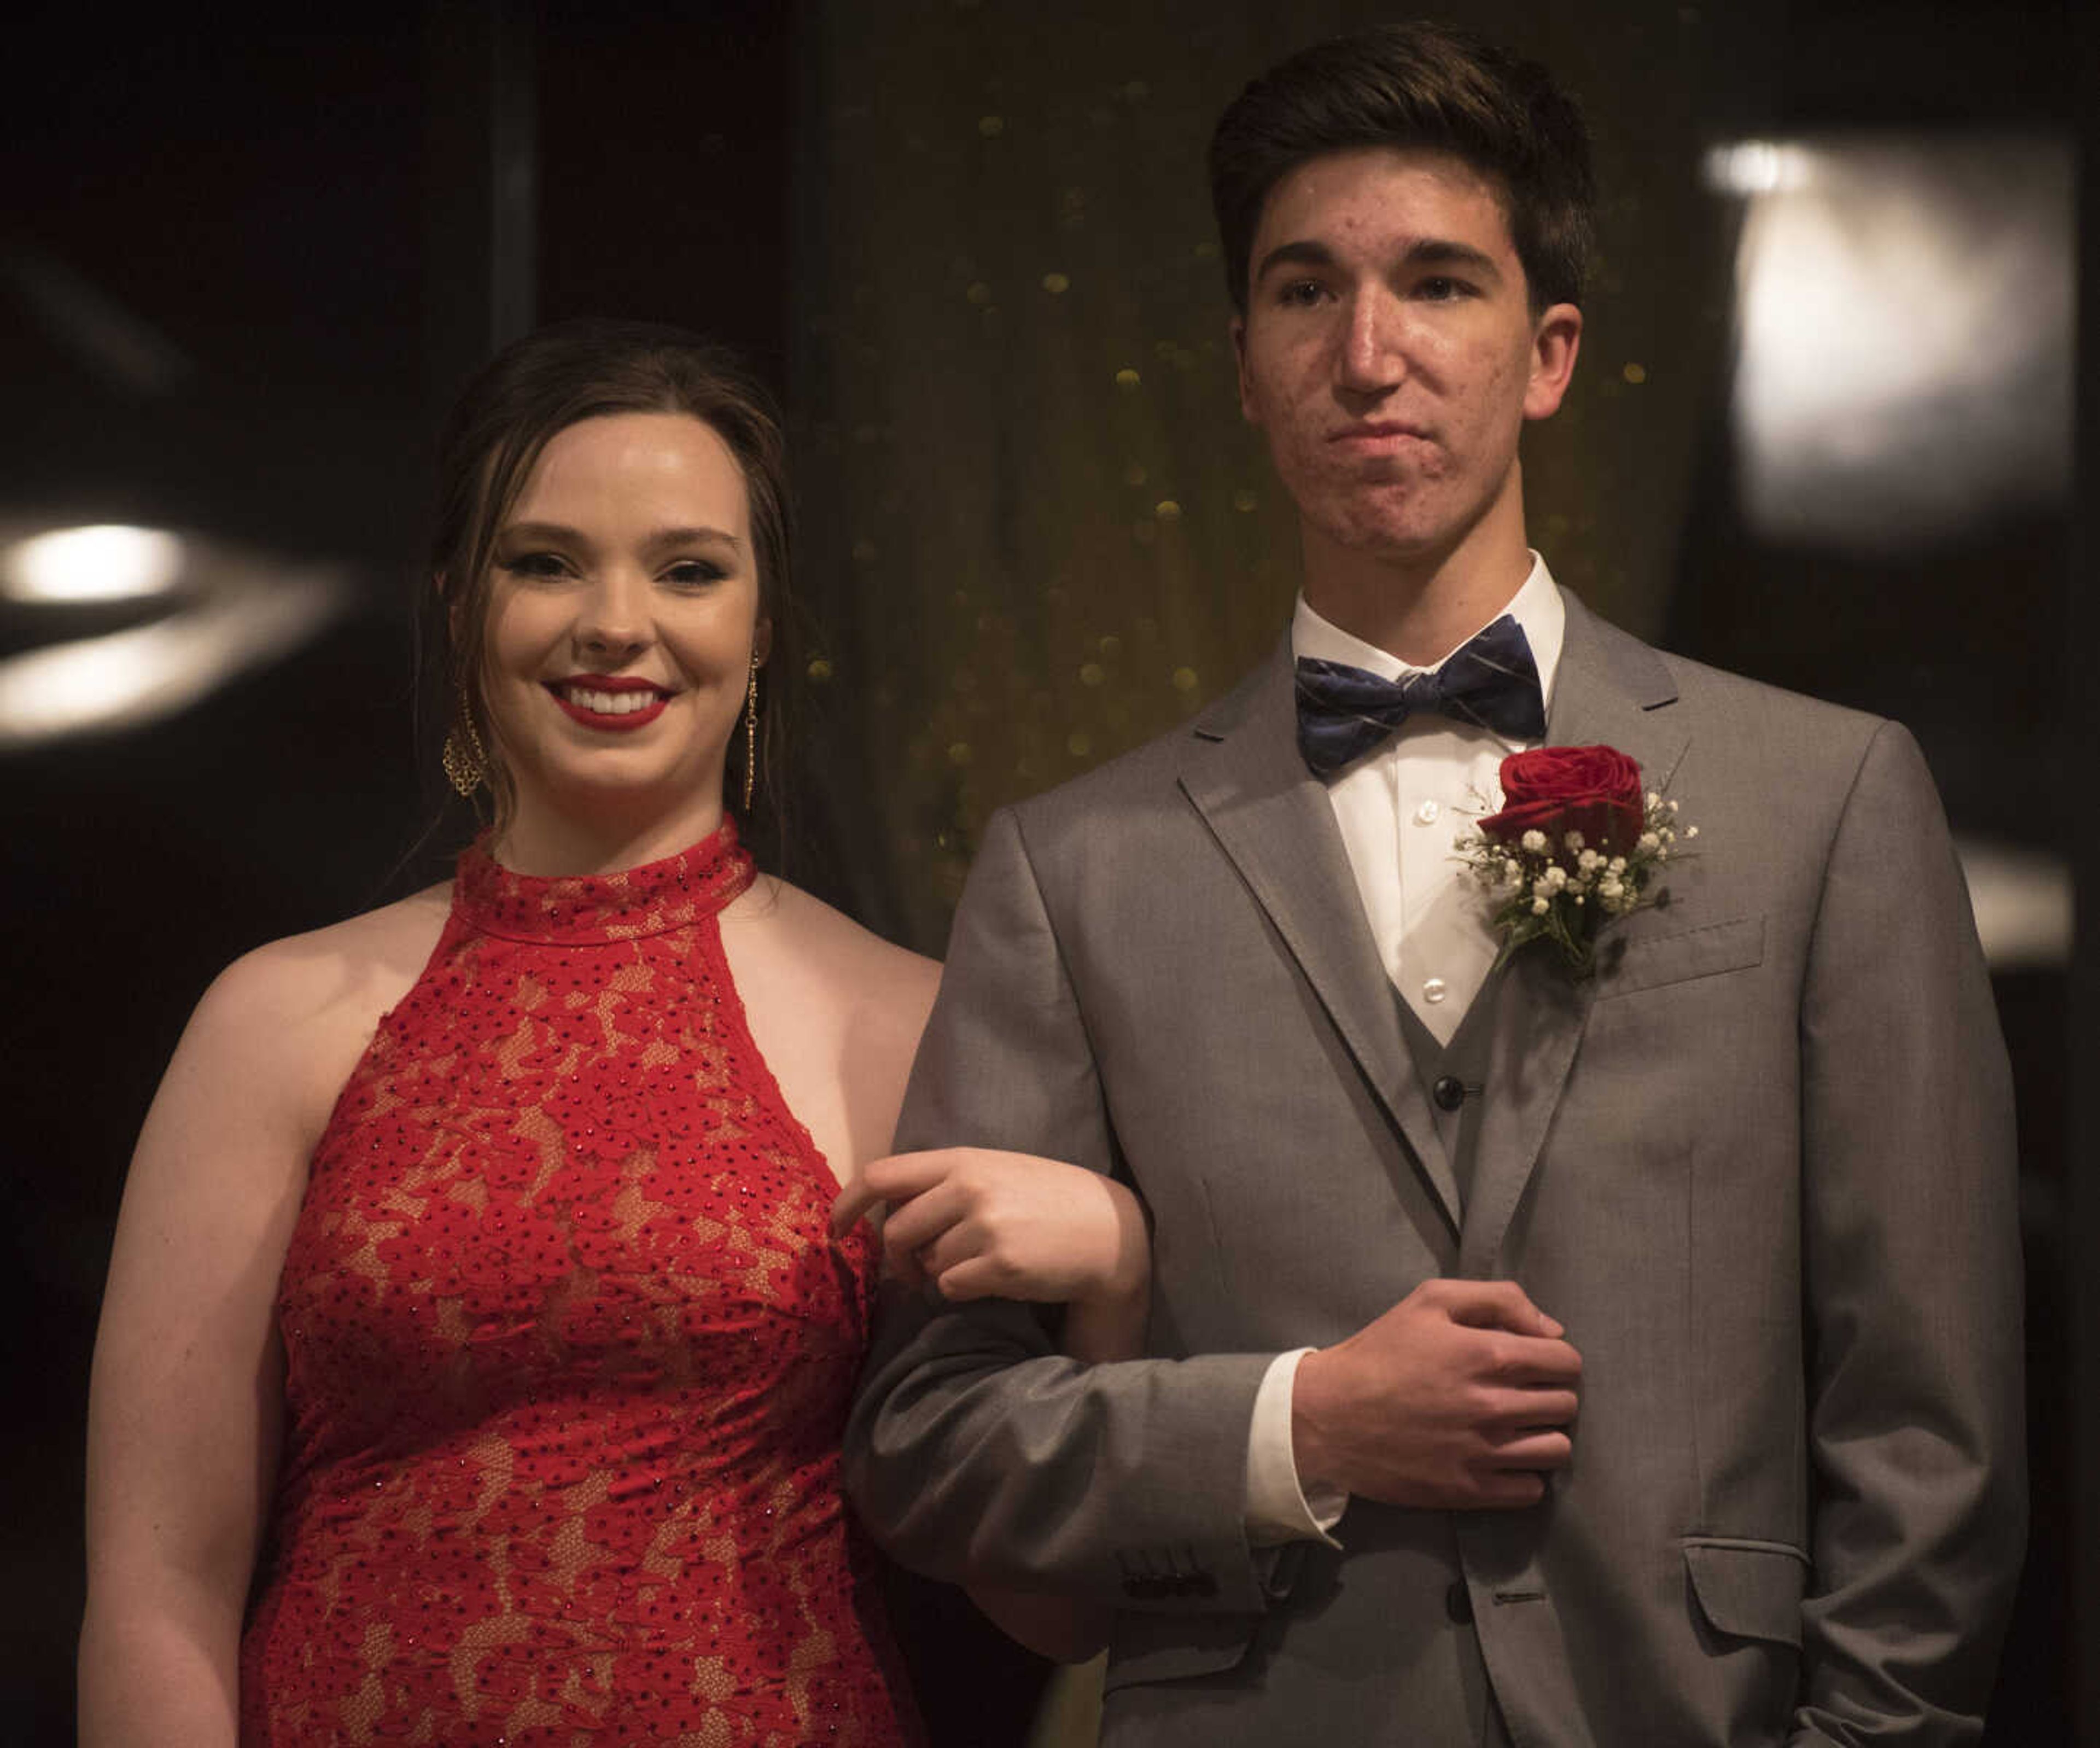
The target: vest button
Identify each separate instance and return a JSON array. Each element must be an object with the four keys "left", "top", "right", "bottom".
[
  {"left": 1446, "top": 1581, "right": 1474, "bottom": 1623},
  {"left": 1433, "top": 1074, "right": 1466, "bottom": 1111}
]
